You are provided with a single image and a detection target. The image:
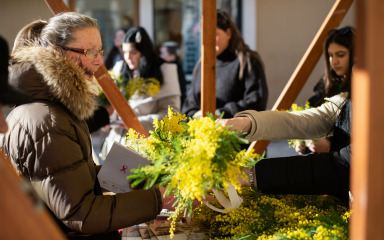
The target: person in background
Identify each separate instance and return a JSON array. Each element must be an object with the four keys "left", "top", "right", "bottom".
[
  {"left": 159, "top": 41, "right": 187, "bottom": 106},
  {"left": 0, "top": 36, "right": 31, "bottom": 133},
  {"left": 1, "top": 13, "right": 176, "bottom": 240},
  {"left": 182, "top": 9, "right": 268, "bottom": 119},
  {"left": 295, "top": 26, "right": 354, "bottom": 155},
  {"left": 103, "top": 28, "right": 127, "bottom": 70},
  {"left": 99, "top": 27, "right": 181, "bottom": 160}
]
